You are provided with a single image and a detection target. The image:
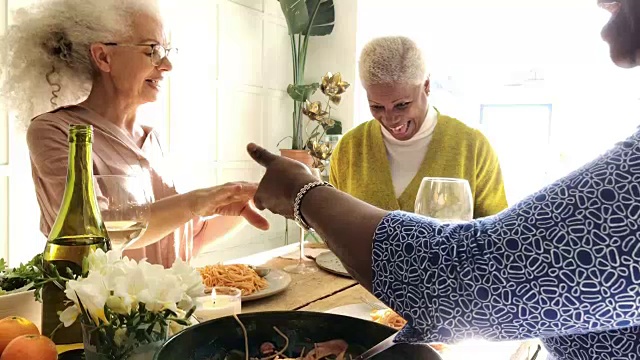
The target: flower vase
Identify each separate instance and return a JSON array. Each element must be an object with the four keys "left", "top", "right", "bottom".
[{"left": 82, "top": 322, "right": 168, "bottom": 360}]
